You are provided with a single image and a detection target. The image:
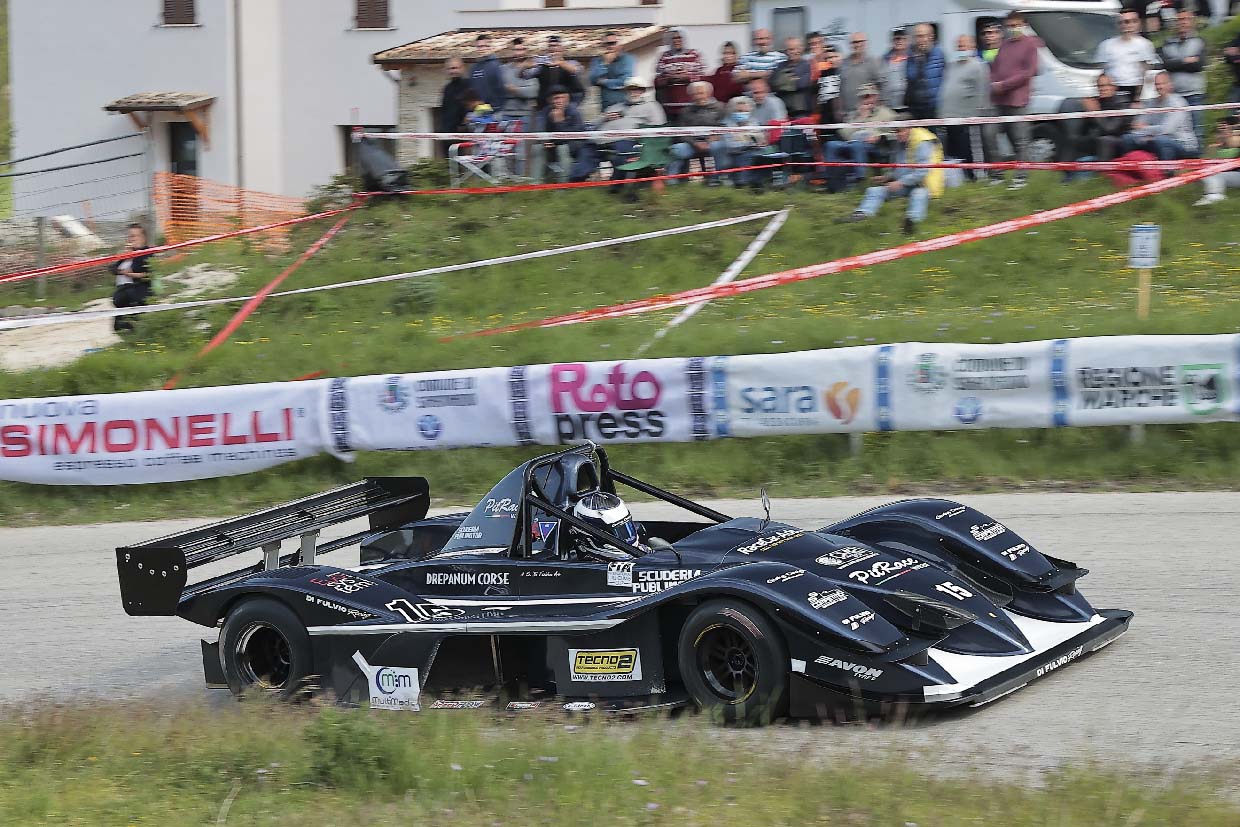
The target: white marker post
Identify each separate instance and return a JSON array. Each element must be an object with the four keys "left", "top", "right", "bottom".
[{"left": 1128, "top": 223, "right": 1160, "bottom": 320}]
